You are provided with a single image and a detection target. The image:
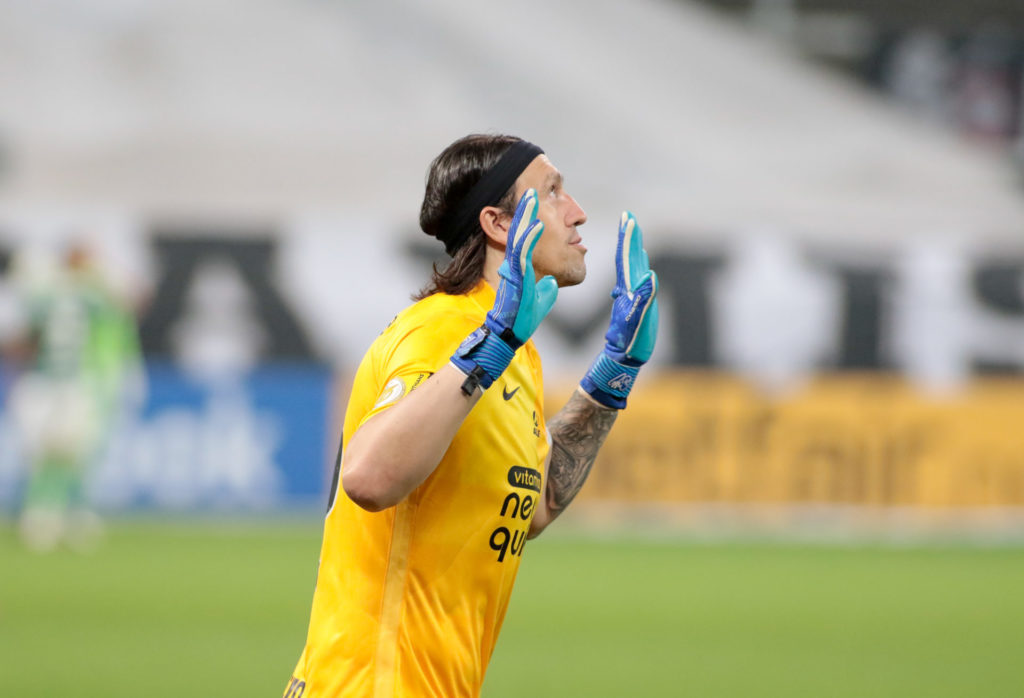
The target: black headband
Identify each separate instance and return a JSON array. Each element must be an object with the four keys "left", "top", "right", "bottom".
[{"left": 439, "top": 140, "right": 544, "bottom": 256}]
